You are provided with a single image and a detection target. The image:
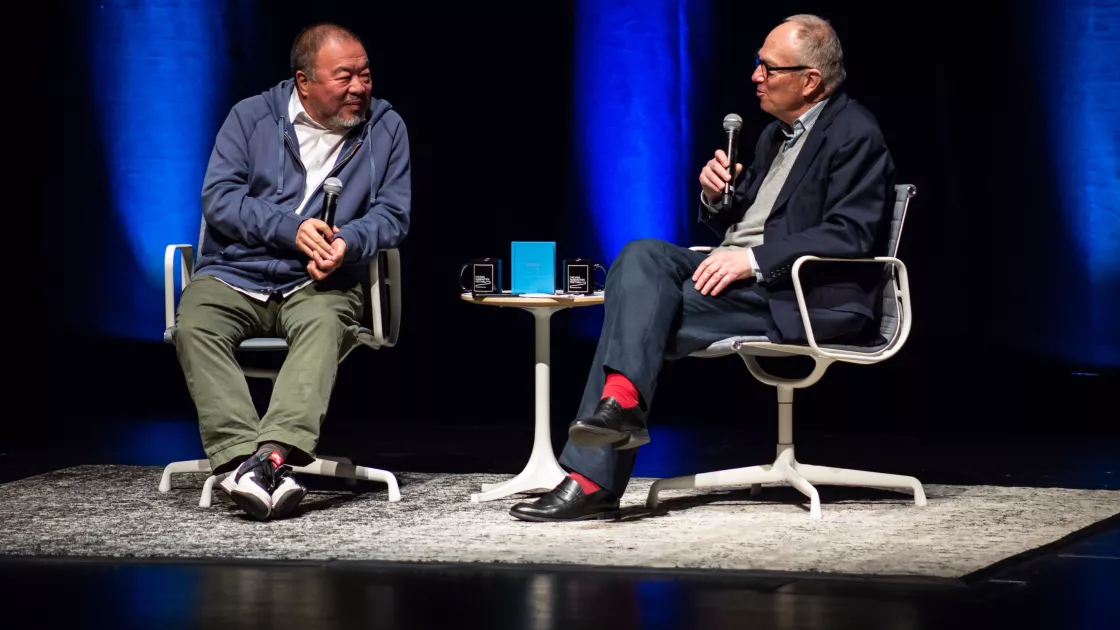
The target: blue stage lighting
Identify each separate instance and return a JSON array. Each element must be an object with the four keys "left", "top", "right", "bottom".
[
  {"left": 574, "top": 0, "right": 706, "bottom": 265},
  {"left": 1046, "top": 0, "right": 1120, "bottom": 366},
  {"left": 88, "top": 1, "right": 228, "bottom": 339}
]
